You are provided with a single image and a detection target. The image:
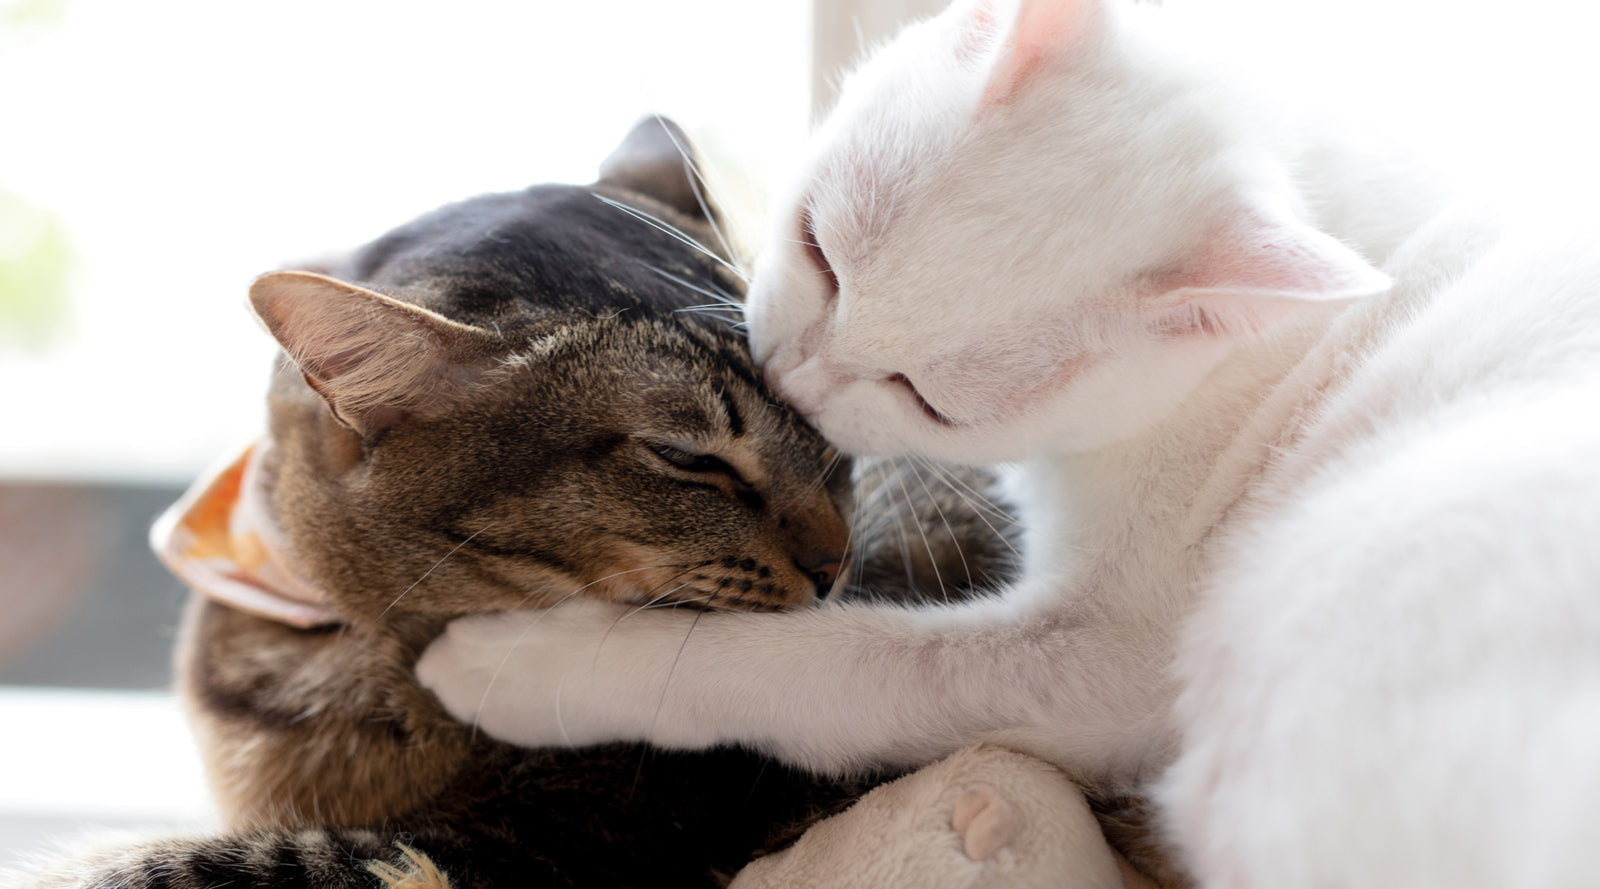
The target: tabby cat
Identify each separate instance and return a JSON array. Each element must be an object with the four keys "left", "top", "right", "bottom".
[{"left": 13, "top": 119, "right": 1015, "bottom": 889}]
